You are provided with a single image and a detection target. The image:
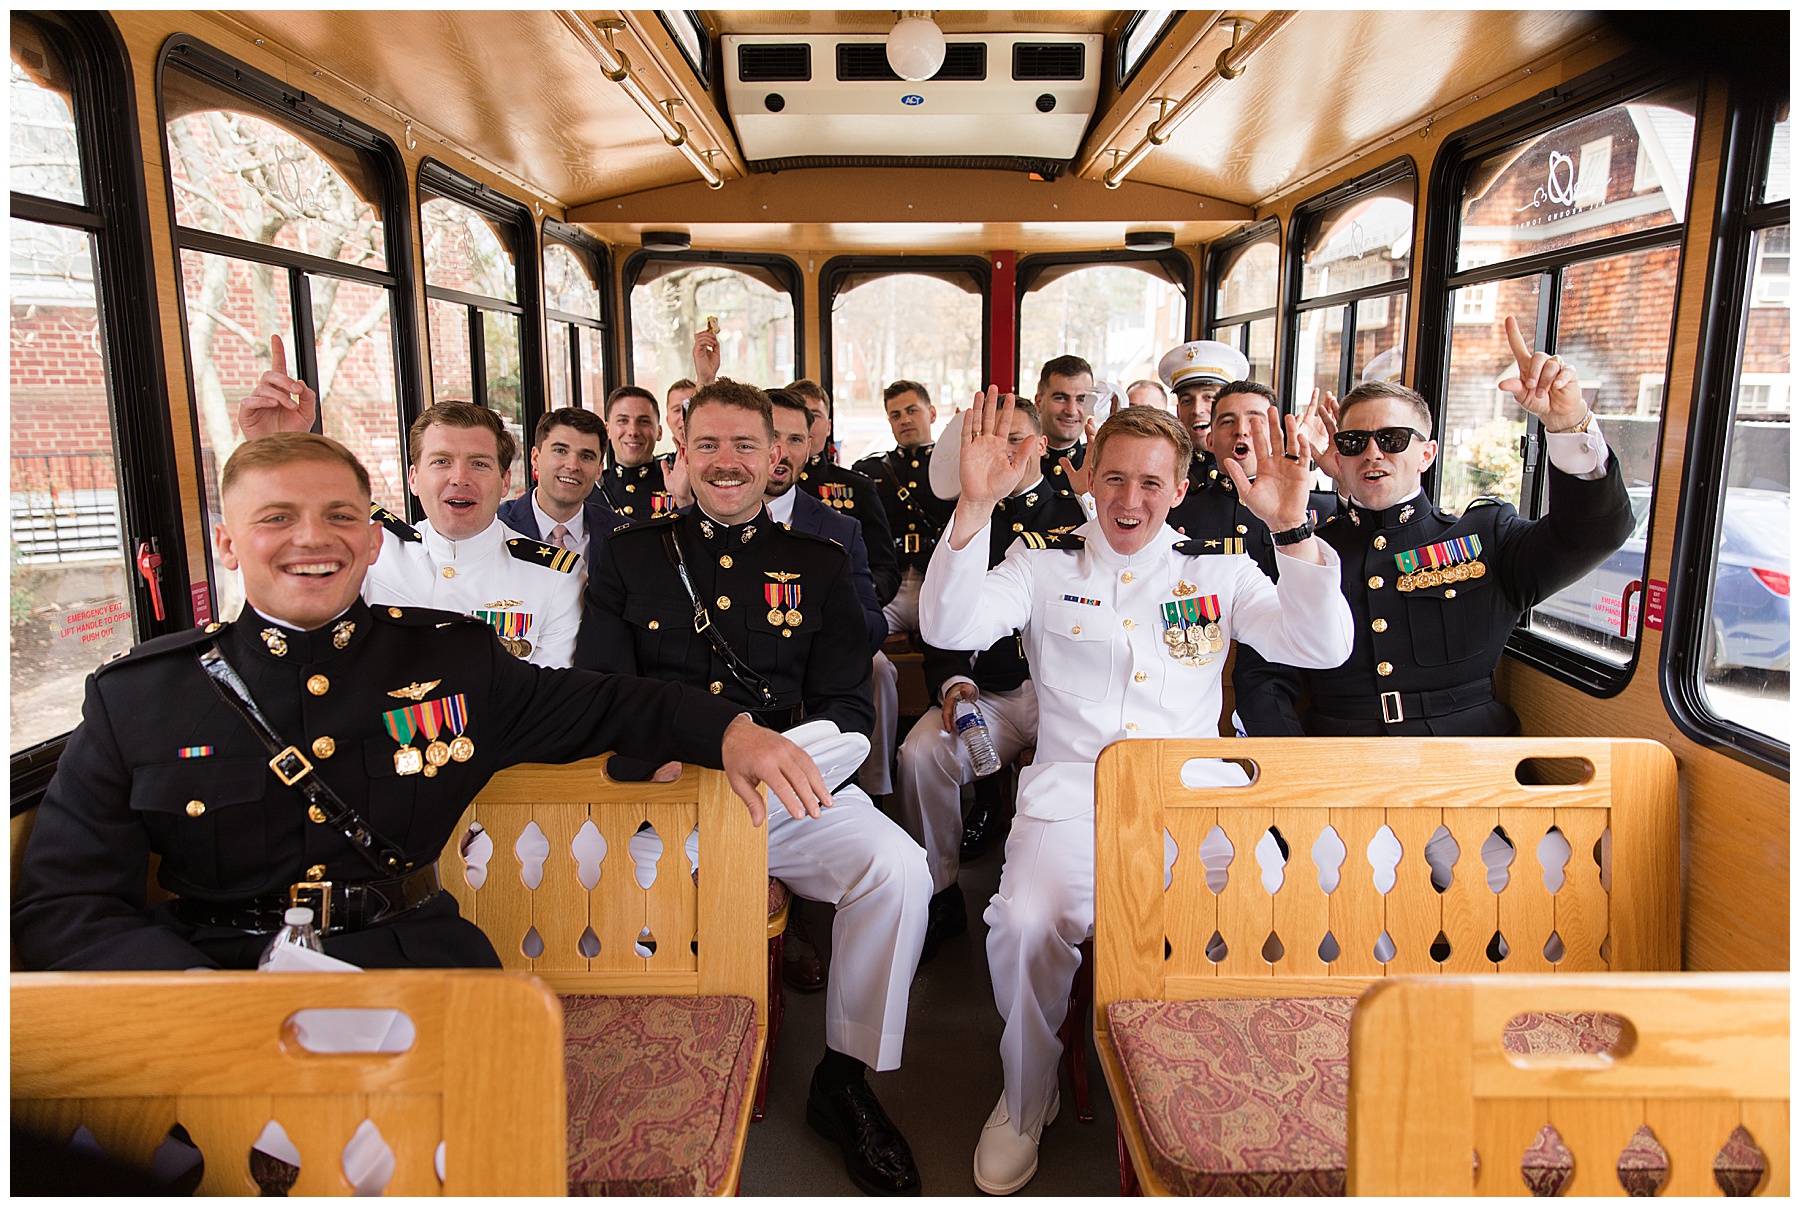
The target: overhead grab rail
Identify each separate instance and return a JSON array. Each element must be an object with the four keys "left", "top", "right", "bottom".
[
  {"left": 559, "top": 12, "right": 726, "bottom": 190},
  {"left": 1101, "top": 12, "right": 1294, "bottom": 189}
]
